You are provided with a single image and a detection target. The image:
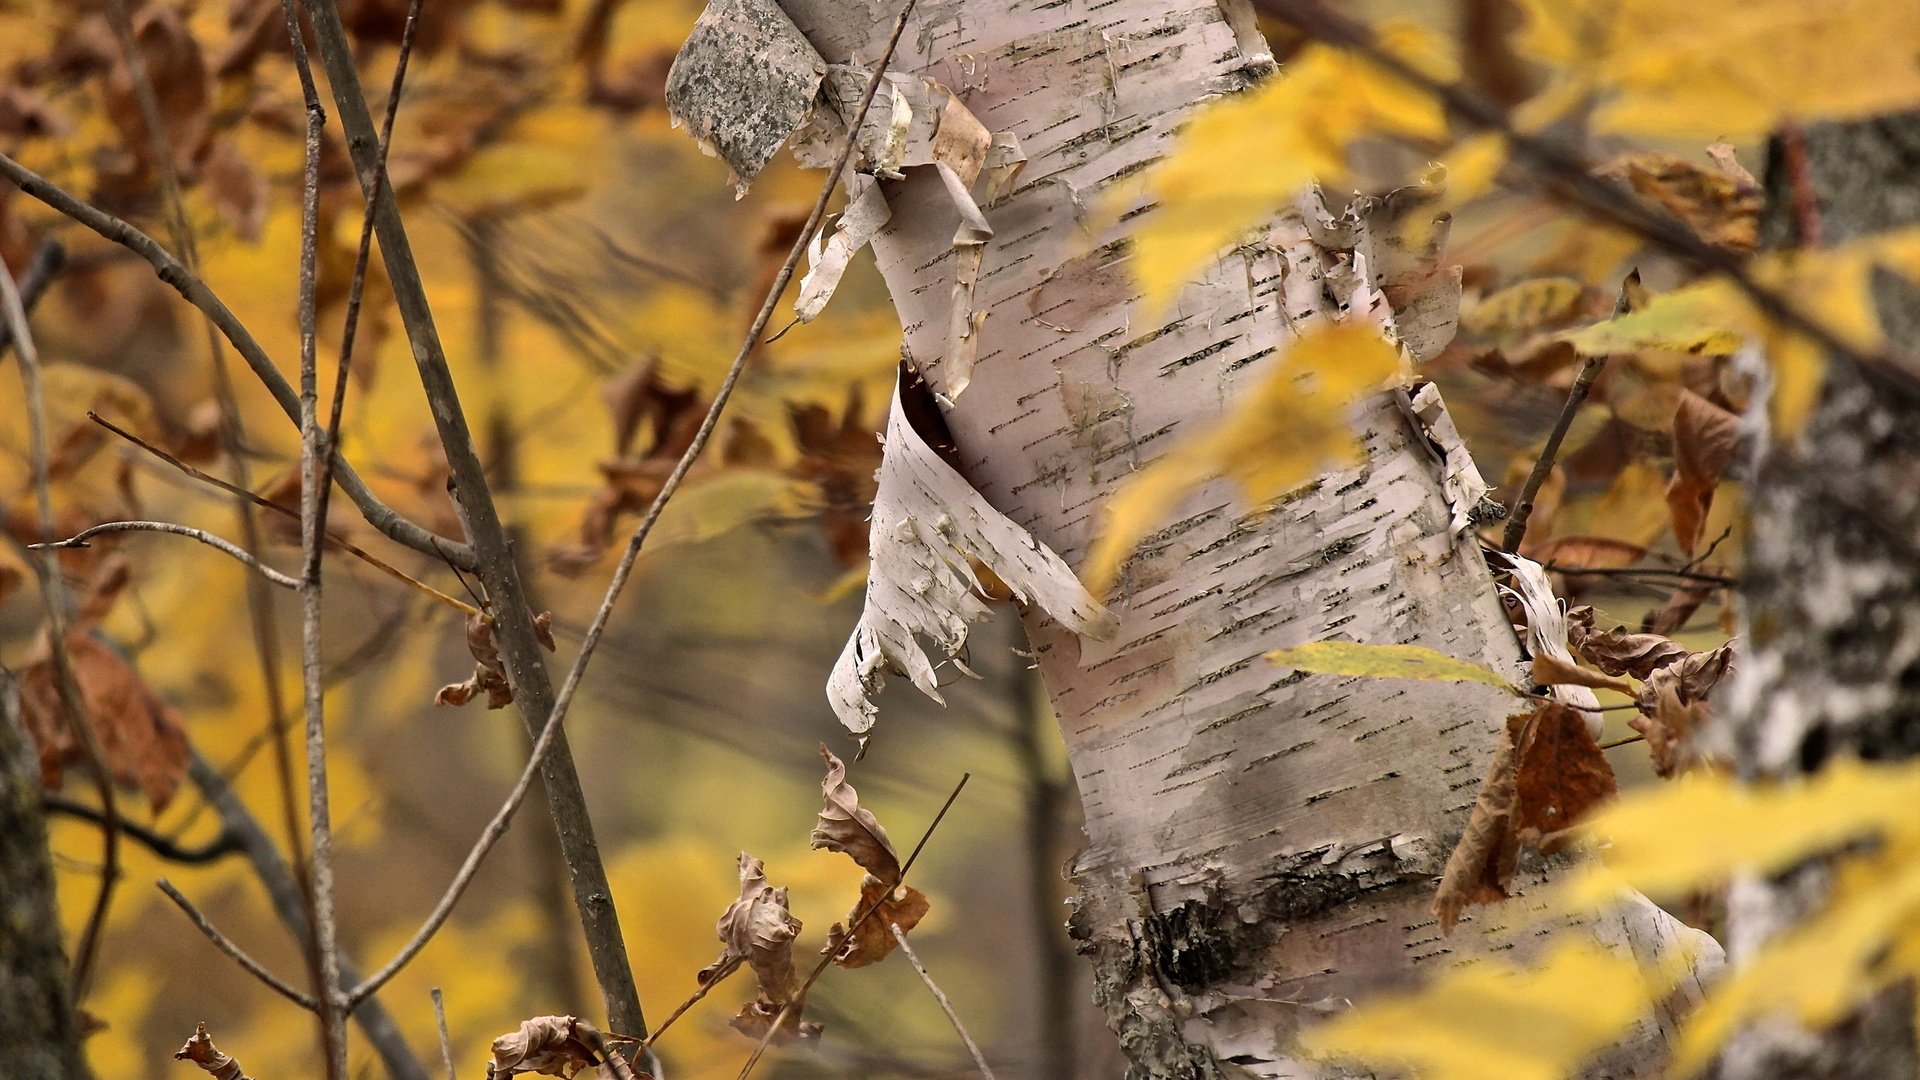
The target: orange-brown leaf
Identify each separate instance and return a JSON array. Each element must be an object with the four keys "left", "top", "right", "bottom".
[
  {"left": 1529, "top": 651, "right": 1634, "bottom": 695},
  {"left": 823, "top": 875, "right": 930, "bottom": 969},
  {"left": 1512, "top": 702, "right": 1618, "bottom": 839},
  {"left": 1664, "top": 390, "right": 1741, "bottom": 554},
  {"left": 1596, "top": 150, "right": 1761, "bottom": 253},
  {"left": 19, "top": 631, "right": 188, "bottom": 811},
  {"left": 1433, "top": 725, "right": 1521, "bottom": 933}
]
